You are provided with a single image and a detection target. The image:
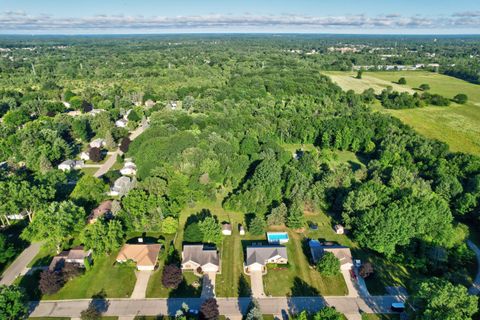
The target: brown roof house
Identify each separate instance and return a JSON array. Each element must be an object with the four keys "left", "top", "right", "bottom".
[
  {"left": 244, "top": 245, "right": 288, "bottom": 273},
  {"left": 181, "top": 244, "right": 220, "bottom": 274},
  {"left": 49, "top": 246, "right": 92, "bottom": 271},
  {"left": 87, "top": 200, "right": 113, "bottom": 224},
  {"left": 309, "top": 240, "right": 353, "bottom": 271},
  {"left": 116, "top": 244, "right": 161, "bottom": 271}
]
